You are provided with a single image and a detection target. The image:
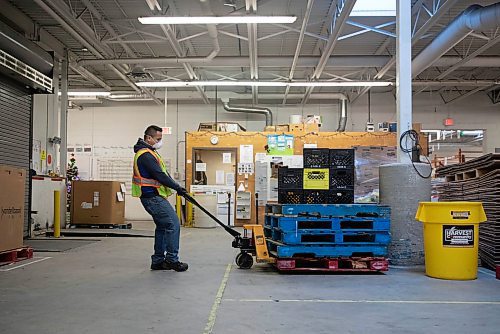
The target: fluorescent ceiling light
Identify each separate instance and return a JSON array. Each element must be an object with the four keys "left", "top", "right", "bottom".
[
  {"left": 59, "top": 91, "right": 111, "bottom": 96},
  {"left": 136, "top": 81, "right": 392, "bottom": 88},
  {"left": 138, "top": 15, "right": 297, "bottom": 25},
  {"left": 351, "top": 0, "right": 396, "bottom": 17}
]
